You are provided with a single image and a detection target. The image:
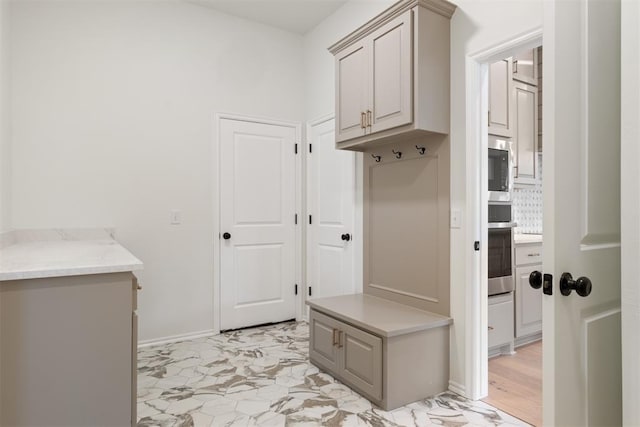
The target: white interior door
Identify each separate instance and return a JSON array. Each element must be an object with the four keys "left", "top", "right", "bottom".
[
  {"left": 219, "top": 118, "right": 297, "bottom": 331},
  {"left": 307, "top": 117, "right": 356, "bottom": 300},
  {"left": 544, "top": 0, "right": 621, "bottom": 424}
]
